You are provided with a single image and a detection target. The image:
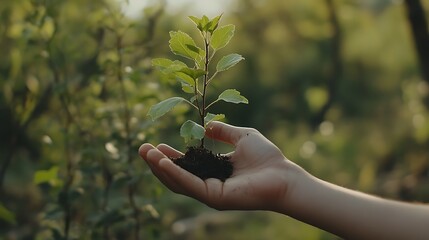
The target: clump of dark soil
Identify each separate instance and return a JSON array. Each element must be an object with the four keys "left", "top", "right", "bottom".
[{"left": 173, "top": 146, "right": 233, "bottom": 182}]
